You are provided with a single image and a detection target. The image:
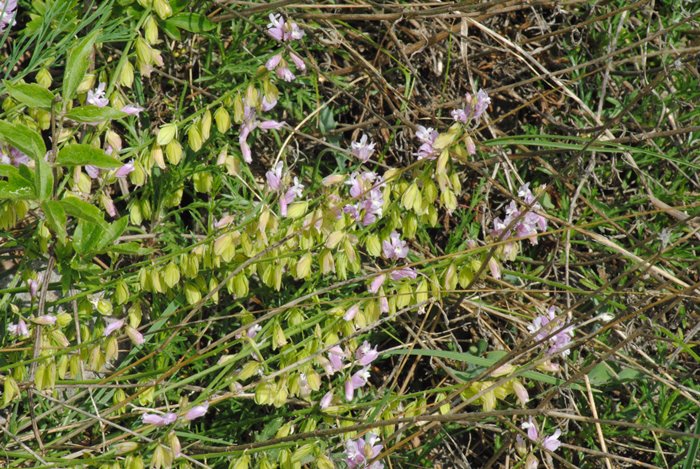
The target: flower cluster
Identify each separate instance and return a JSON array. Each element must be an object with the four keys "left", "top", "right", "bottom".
[
  {"left": 103, "top": 317, "right": 145, "bottom": 345},
  {"left": 491, "top": 183, "right": 548, "bottom": 257},
  {"left": 344, "top": 433, "right": 384, "bottom": 469},
  {"left": 451, "top": 89, "right": 491, "bottom": 124},
  {"left": 265, "top": 14, "right": 305, "bottom": 82},
  {"left": 343, "top": 171, "right": 385, "bottom": 226},
  {"left": 0, "top": 0, "right": 17, "bottom": 34},
  {"left": 142, "top": 401, "right": 209, "bottom": 426},
  {"left": 528, "top": 306, "right": 574, "bottom": 357},
  {"left": 317, "top": 340, "right": 380, "bottom": 403}
]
